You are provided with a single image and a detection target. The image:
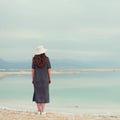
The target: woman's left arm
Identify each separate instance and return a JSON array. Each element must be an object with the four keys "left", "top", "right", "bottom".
[{"left": 32, "top": 69, "right": 35, "bottom": 84}]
